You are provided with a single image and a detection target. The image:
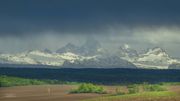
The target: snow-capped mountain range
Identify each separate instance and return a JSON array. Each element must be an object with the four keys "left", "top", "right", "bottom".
[
  {"left": 0, "top": 40, "right": 179, "bottom": 69},
  {"left": 117, "top": 45, "right": 180, "bottom": 69}
]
